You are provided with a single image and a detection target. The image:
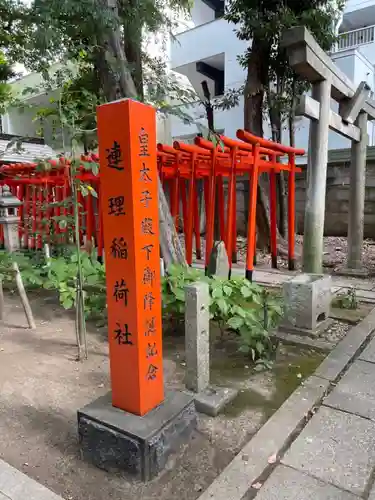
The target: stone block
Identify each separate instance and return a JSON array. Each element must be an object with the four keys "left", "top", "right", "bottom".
[
  {"left": 185, "top": 282, "right": 210, "bottom": 393},
  {"left": 207, "top": 241, "right": 230, "bottom": 278},
  {"left": 78, "top": 390, "right": 197, "bottom": 481},
  {"left": 187, "top": 386, "right": 238, "bottom": 417},
  {"left": 314, "top": 350, "right": 351, "bottom": 382},
  {"left": 280, "top": 273, "right": 332, "bottom": 335}
]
